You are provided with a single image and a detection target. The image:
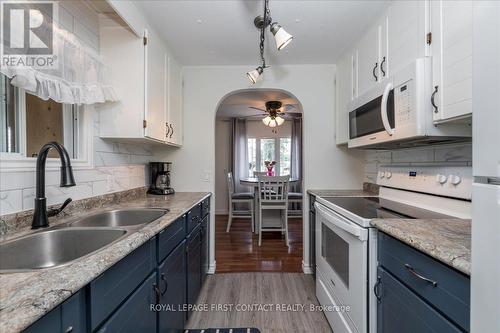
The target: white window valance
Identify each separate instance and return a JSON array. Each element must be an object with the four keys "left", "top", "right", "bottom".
[{"left": 0, "top": 25, "right": 117, "bottom": 105}]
